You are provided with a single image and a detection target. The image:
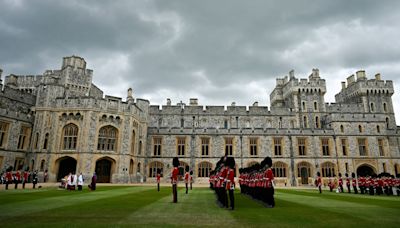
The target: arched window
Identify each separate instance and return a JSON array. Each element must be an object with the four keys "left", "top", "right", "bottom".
[
  {"left": 97, "top": 126, "right": 118, "bottom": 151},
  {"left": 273, "top": 162, "right": 287, "bottom": 177},
  {"left": 383, "top": 103, "right": 387, "bottom": 112},
  {"left": 62, "top": 123, "right": 78, "bottom": 150},
  {"left": 302, "top": 102, "right": 306, "bottom": 111},
  {"left": 40, "top": 159, "right": 45, "bottom": 171},
  {"left": 129, "top": 159, "right": 134, "bottom": 175},
  {"left": 43, "top": 133, "right": 49, "bottom": 150},
  {"left": 297, "top": 162, "right": 311, "bottom": 177},
  {"left": 198, "top": 162, "right": 212, "bottom": 177},
  {"left": 131, "top": 130, "right": 136, "bottom": 155},
  {"left": 303, "top": 116, "right": 307, "bottom": 128},
  {"left": 137, "top": 162, "right": 141, "bottom": 173},
  {"left": 340, "top": 125, "right": 344, "bottom": 133},
  {"left": 314, "top": 102, "right": 318, "bottom": 111},
  {"left": 386, "top": 117, "right": 389, "bottom": 128},
  {"left": 148, "top": 161, "right": 164, "bottom": 177},
  {"left": 377, "top": 125, "right": 380, "bottom": 133},
  {"left": 179, "top": 161, "right": 188, "bottom": 176},
  {"left": 321, "top": 162, "right": 335, "bottom": 177},
  {"left": 138, "top": 141, "right": 142, "bottom": 155},
  {"left": 358, "top": 125, "right": 362, "bottom": 133},
  {"left": 315, "top": 116, "right": 319, "bottom": 128},
  {"left": 370, "top": 103, "right": 374, "bottom": 112}
]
